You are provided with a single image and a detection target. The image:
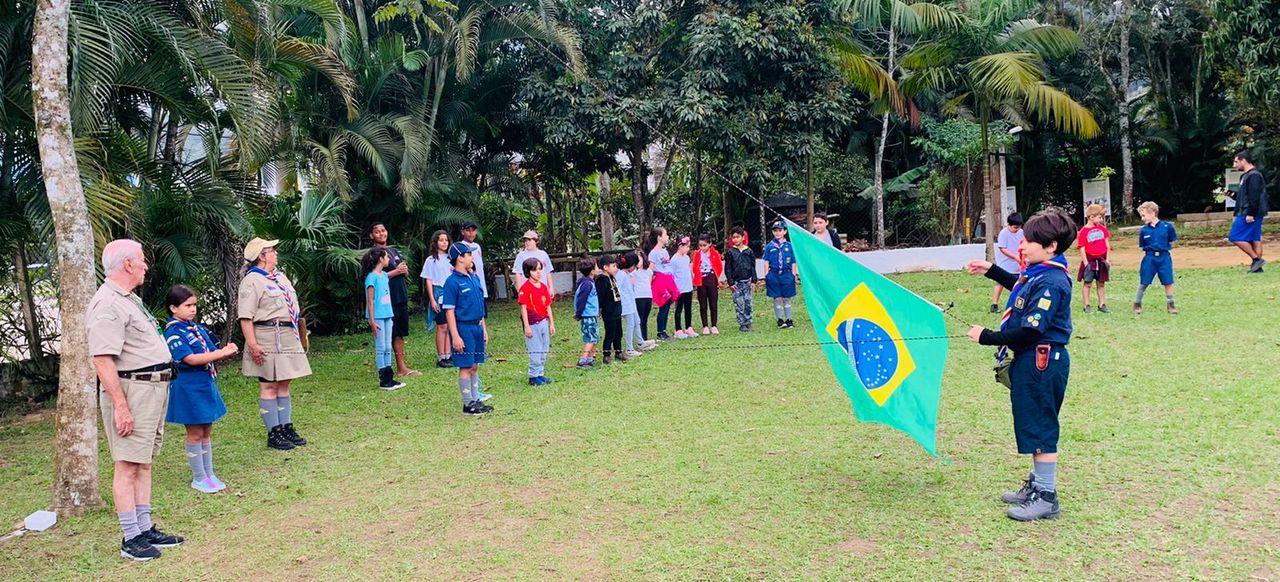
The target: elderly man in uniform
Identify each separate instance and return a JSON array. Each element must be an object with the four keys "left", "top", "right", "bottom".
[{"left": 89, "top": 239, "right": 185, "bottom": 561}]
